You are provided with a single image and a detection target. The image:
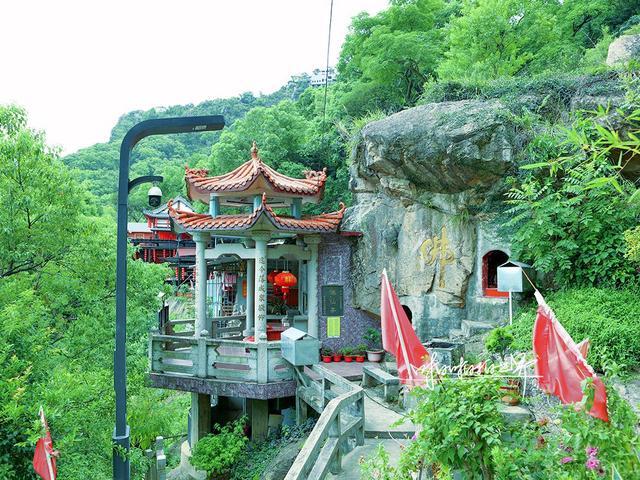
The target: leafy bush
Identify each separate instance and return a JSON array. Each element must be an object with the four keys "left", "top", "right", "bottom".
[
  {"left": 396, "top": 376, "right": 505, "bottom": 479},
  {"left": 230, "top": 419, "right": 314, "bottom": 480},
  {"left": 505, "top": 104, "right": 640, "bottom": 288},
  {"left": 191, "top": 418, "right": 248, "bottom": 477},
  {"left": 509, "top": 288, "right": 640, "bottom": 373},
  {"left": 361, "top": 375, "right": 639, "bottom": 479},
  {"left": 491, "top": 385, "right": 640, "bottom": 479},
  {"left": 485, "top": 327, "right": 514, "bottom": 359}
]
